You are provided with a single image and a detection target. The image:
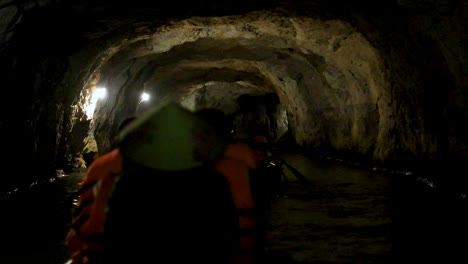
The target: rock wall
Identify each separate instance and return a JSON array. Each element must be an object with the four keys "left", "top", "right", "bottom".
[{"left": 0, "top": 0, "right": 466, "bottom": 193}]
